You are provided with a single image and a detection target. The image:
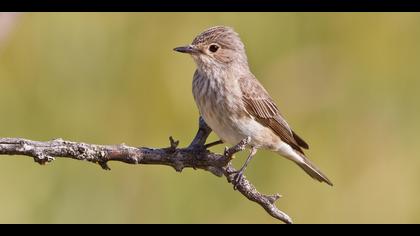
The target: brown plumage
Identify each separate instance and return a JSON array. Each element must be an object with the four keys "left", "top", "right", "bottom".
[
  {"left": 239, "top": 75, "right": 332, "bottom": 186},
  {"left": 174, "top": 26, "right": 333, "bottom": 187},
  {"left": 239, "top": 76, "right": 308, "bottom": 154}
]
